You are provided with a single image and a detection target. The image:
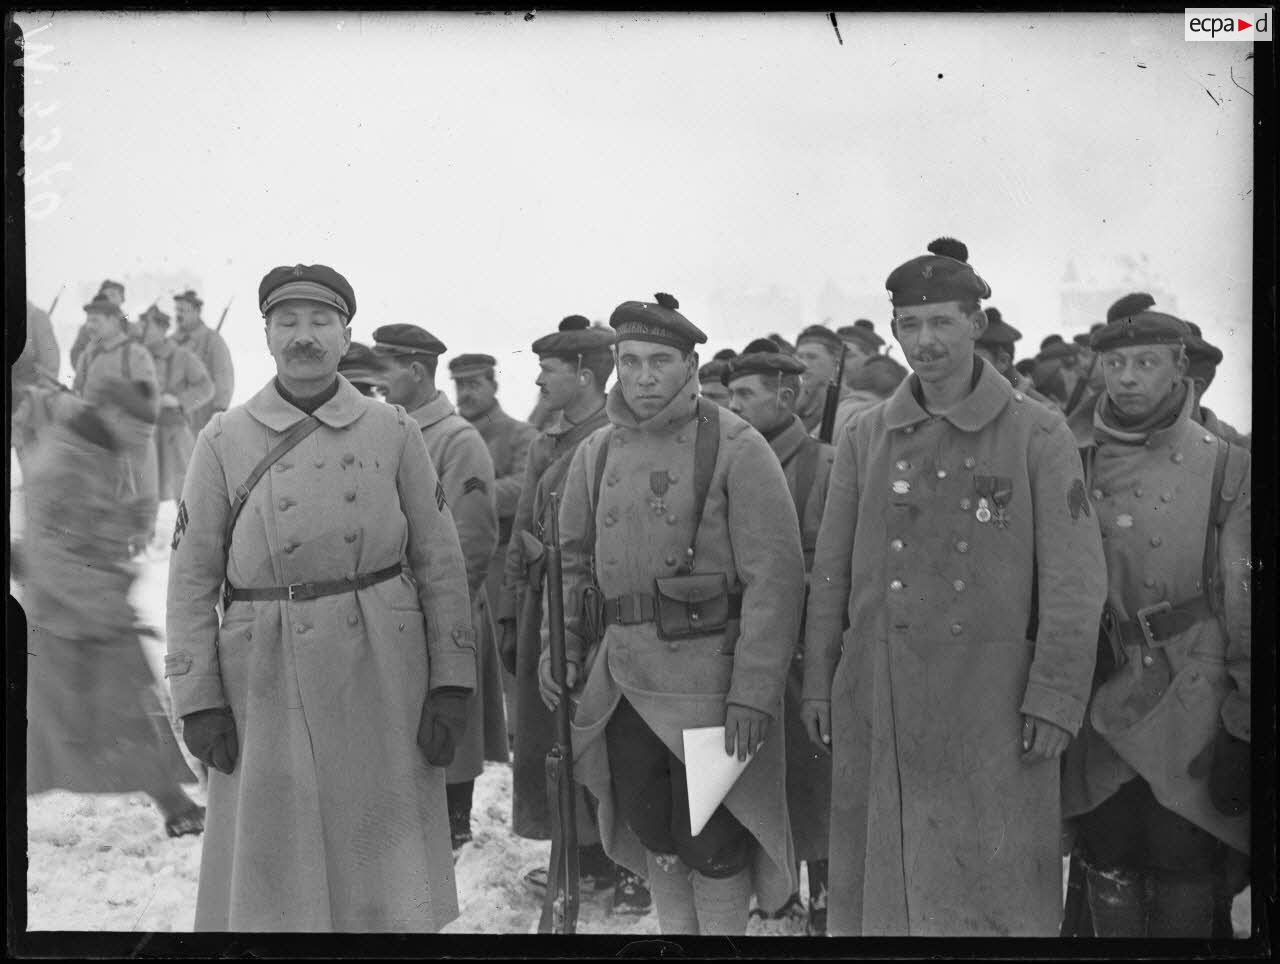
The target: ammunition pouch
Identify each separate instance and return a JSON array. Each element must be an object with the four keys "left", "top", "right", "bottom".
[{"left": 653, "top": 571, "right": 732, "bottom": 640}]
